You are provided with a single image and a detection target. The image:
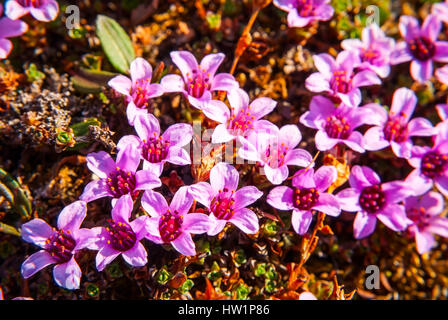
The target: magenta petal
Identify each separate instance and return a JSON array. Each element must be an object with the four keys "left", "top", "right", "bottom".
[
  {"left": 108, "top": 75, "right": 132, "bottom": 96},
  {"left": 86, "top": 151, "right": 115, "bottom": 179},
  {"left": 284, "top": 148, "right": 313, "bottom": 167},
  {"left": 229, "top": 208, "right": 259, "bottom": 234},
  {"left": 122, "top": 242, "right": 147, "bottom": 267},
  {"left": 170, "top": 51, "right": 199, "bottom": 80},
  {"left": 167, "top": 146, "right": 191, "bottom": 166},
  {"left": 264, "top": 164, "right": 289, "bottom": 185},
  {"left": 390, "top": 87, "right": 417, "bottom": 118},
  {"left": 410, "top": 60, "right": 433, "bottom": 83},
  {"left": 415, "top": 230, "right": 436, "bottom": 254},
  {"left": 73, "top": 228, "right": 96, "bottom": 250},
  {"left": 336, "top": 188, "right": 361, "bottom": 212},
  {"left": 405, "top": 169, "right": 433, "bottom": 196},
  {"left": 287, "top": 9, "right": 312, "bottom": 27},
  {"left": 434, "top": 42, "right": 448, "bottom": 63},
  {"left": 135, "top": 170, "right": 161, "bottom": 191},
  {"left": 364, "top": 126, "right": 389, "bottom": 151},
  {"left": 353, "top": 211, "right": 377, "bottom": 239},
  {"left": 312, "top": 53, "right": 336, "bottom": 75},
  {"left": 391, "top": 41, "right": 413, "bottom": 65},
  {"left": 314, "top": 166, "right": 337, "bottom": 191},
  {"left": 377, "top": 204, "right": 411, "bottom": 231},
  {"left": 426, "top": 217, "right": 448, "bottom": 238},
  {"left": 57, "top": 201, "right": 87, "bottom": 233},
  {"left": 21, "top": 218, "right": 55, "bottom": 248},
  {"left": 0, "top": 39, "right": 12, "bottom": 59},
  {"left": 201, "top": 99, "right": 230, "bottom": 123},
  {"left": 170, "top": 186, "right": 193, "bottom": 215},
  {"left": 134, "top": 113, "right": 160, "bottom": 141},
  {"left": 292, "top": 168, "right": 316, "bottom": 189},
  {"left": 211, "top": 123, "right": 235, "bottom": 144},
  {"left": 130, "top": 57, "right": 153, "bottom": 83},
  {"left": 279, "top": 125, "right": 301, "bottom": 149},
  {"left": 116, "top": 143, "right": 141, "bottom": 173},
  {"left": 315, "top": 130, "right": 338, "bottom": 151},
  {"left": 305, "top": 72, "right": 331, "bottom": 93},
  {"left": 96, "top": 246, "right": 120, "bottom": 272},
  {"left": 5, "top": 0, "right": 29, "bottom": 20},
  {"left": 399, "top": 15, "right": 420, "bottom": 41},
  {"left": 111, "top": 194, "right": 133, "bottom": 224},
  {"left": 79, "top": 179, "right": 111, "bottom": 203},
  {"left": 207, "top": 217, "right": 227, "bottom": 236},
  {"left": 0, "top": 17, "right": 28, "bottom": 39},
  {"left": 52, "top": 257, "right": 81, "bottom": 290},
  {"left": 408, "top": 117, "right": 436, "bottom": 137},
  {"left": 188, "top": 182, "right": 214, "bottom": 209},
  {"left": 200, "top": 53, "right": 225, "bottom": 77},
  {"left": 211, "top": 73, "right": 238, "bottom": 92},
  {"left": 29, "top": 0, "right": 59, "bottom": 22},
  {"left": 141, "top": 190, "right": 169, "bottom": 216},
  {"left": 273, "top": 0, "right": 296, "bottom": 12},
  {"left": 344, "top": 131, "right": 365, "bottom": 153},
  {"left": 171, "top": 232, "right": 196, "bottom": 256},
  {"left": 233, "top": 186, "right": 263, "bottom": 210},
  {"left": 227, "top": 88, "right": 249, "bottom": 114},
  {"left": 162, "top": 123, "right": 193, "bottom": 147},
  {"left": 436, "top": 65, "right": 448, "bottom": 86},
  {"left": 349, "top": 165, "right": 381, "bottom": 190},
  {"left": 249, "top": 97, "right": 277, "bottom": 120},
  {"left": 210, "top": 162, "right": 239, "bottom": 193},
  {"left": 352, "top": 70, "right": 381, "bottom": 88},
  {"left": 421, "top": 14, "right": 441, "bottom": 42},
  {"left": 291, "top": 210, "right": 313, "bottom": 235},
  {"left": 313, "top": 193, "right": 341, "bottom": 217},
  {"left": 21, "top": 250, "right": 55, "bottom": 279},
  {"left": 435, "top": 174, "right": 448, "bottom": 197},
  {"left": 126, "top": 101, "right": 147, "bottom": 126},
  {"left": 160, "top": 74, "right": 186, "bottom": 93},
  {"left": 267, "top": 186, "right": 293, "bottom": 211},
  {"left": 183, "top": 213, "right": 211, "bottom": 234},
  {"left": 116, "top": 135, "right": 141, "bottom": 152}
]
